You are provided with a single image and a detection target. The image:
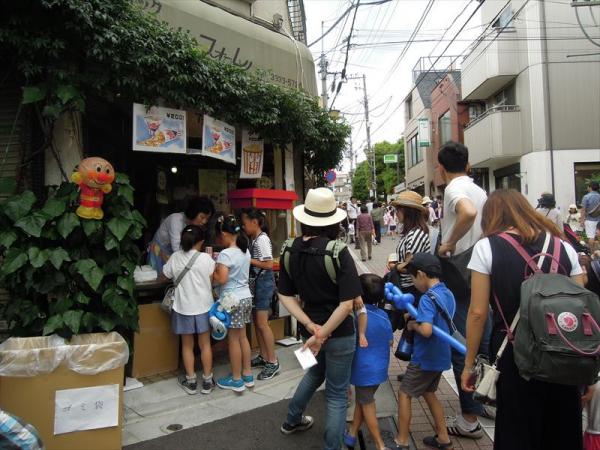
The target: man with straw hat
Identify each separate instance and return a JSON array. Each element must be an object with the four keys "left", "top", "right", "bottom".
[{"left": 278, "top": 188, "right": 363, "bottom": 450}]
